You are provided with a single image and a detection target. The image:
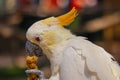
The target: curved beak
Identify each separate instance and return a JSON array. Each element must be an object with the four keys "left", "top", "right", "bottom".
[{"left": 25, "top": 41, "right": 43, "bottom": 57}]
